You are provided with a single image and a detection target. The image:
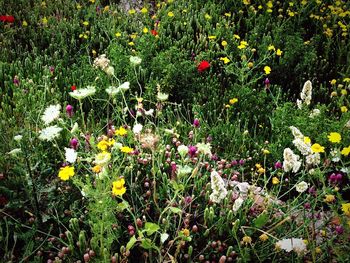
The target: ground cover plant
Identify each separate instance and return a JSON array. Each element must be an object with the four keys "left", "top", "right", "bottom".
[{"left": 1, "top": 0, "right": 350, "bottom": 262}]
